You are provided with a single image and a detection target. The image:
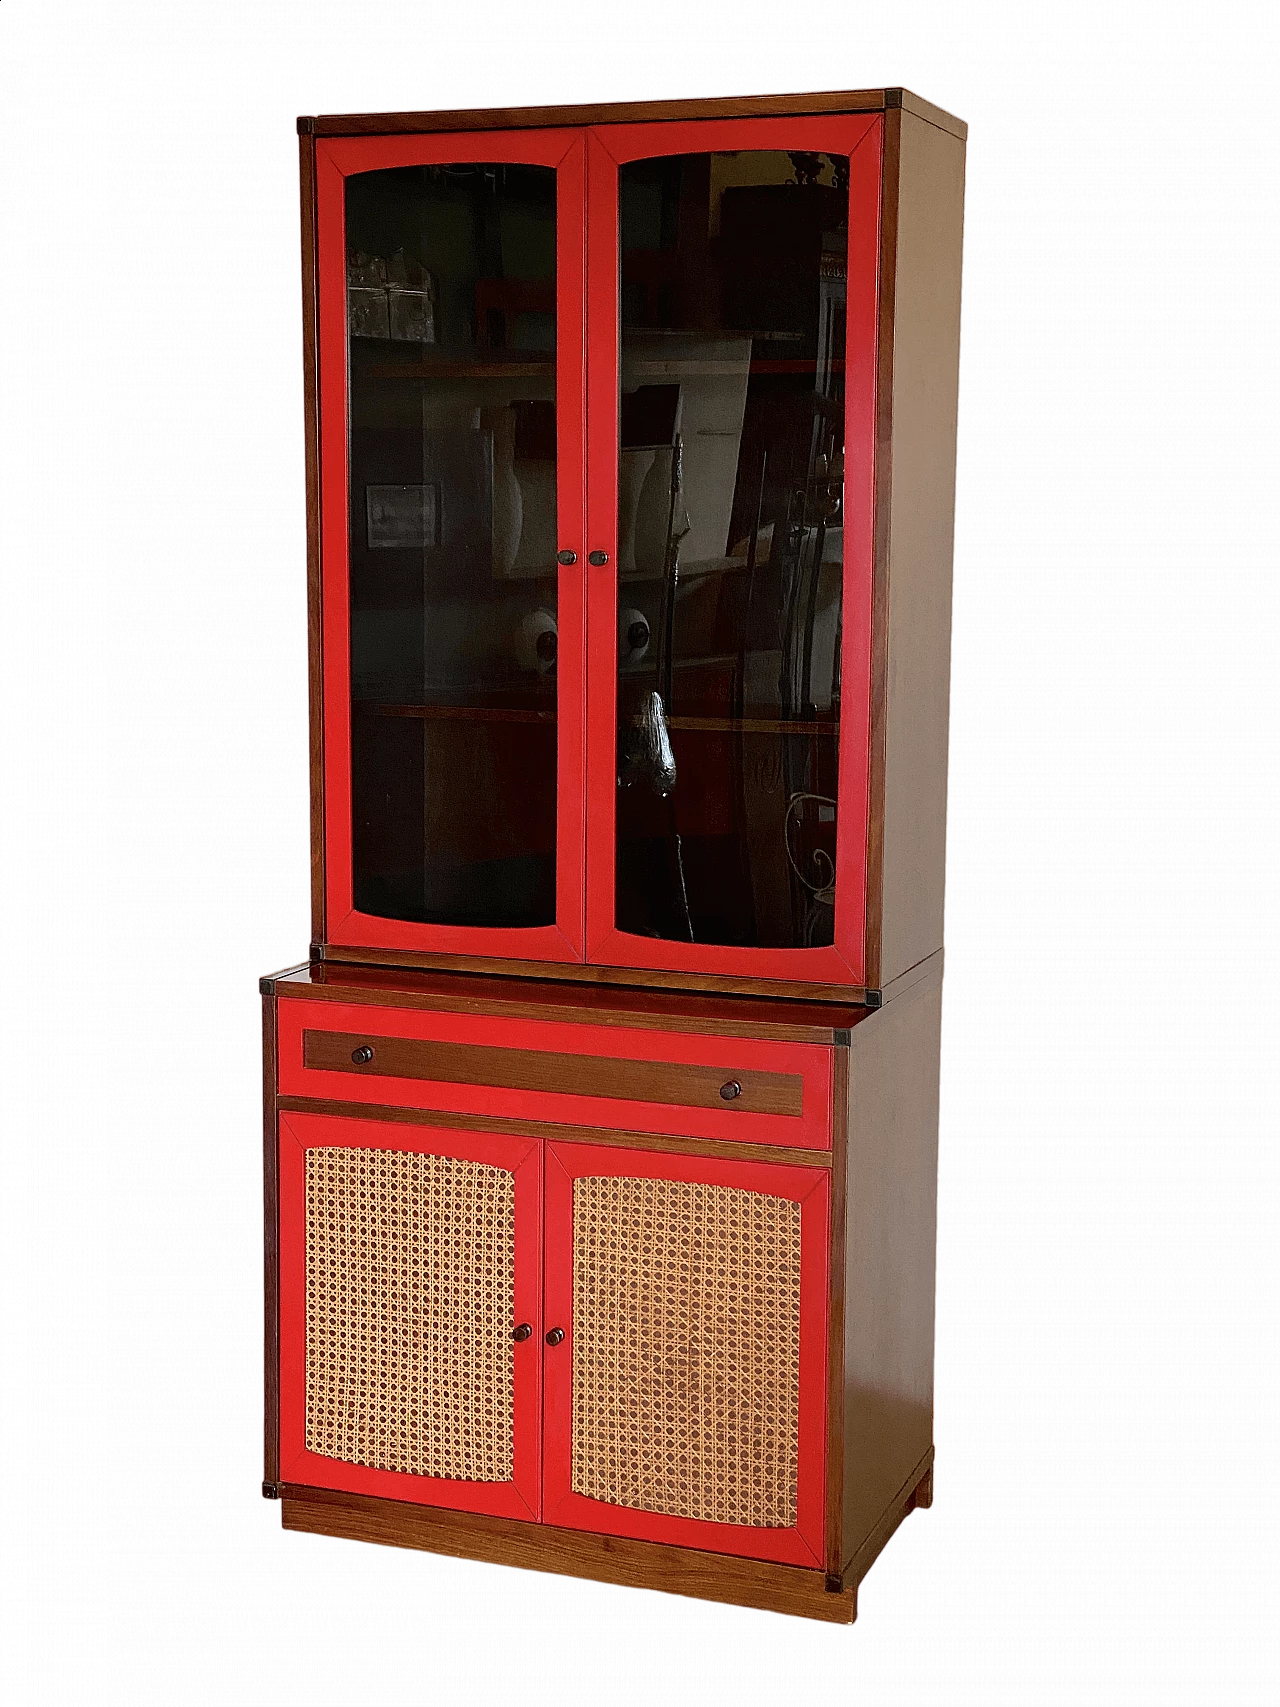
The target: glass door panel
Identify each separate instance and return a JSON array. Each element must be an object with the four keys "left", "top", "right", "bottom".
[
  {"left": 613, "top": 148, "right": 849, "bottom": 950},
  {"left": 346, "top": 161, "right": 560, "bottom": 929}
]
